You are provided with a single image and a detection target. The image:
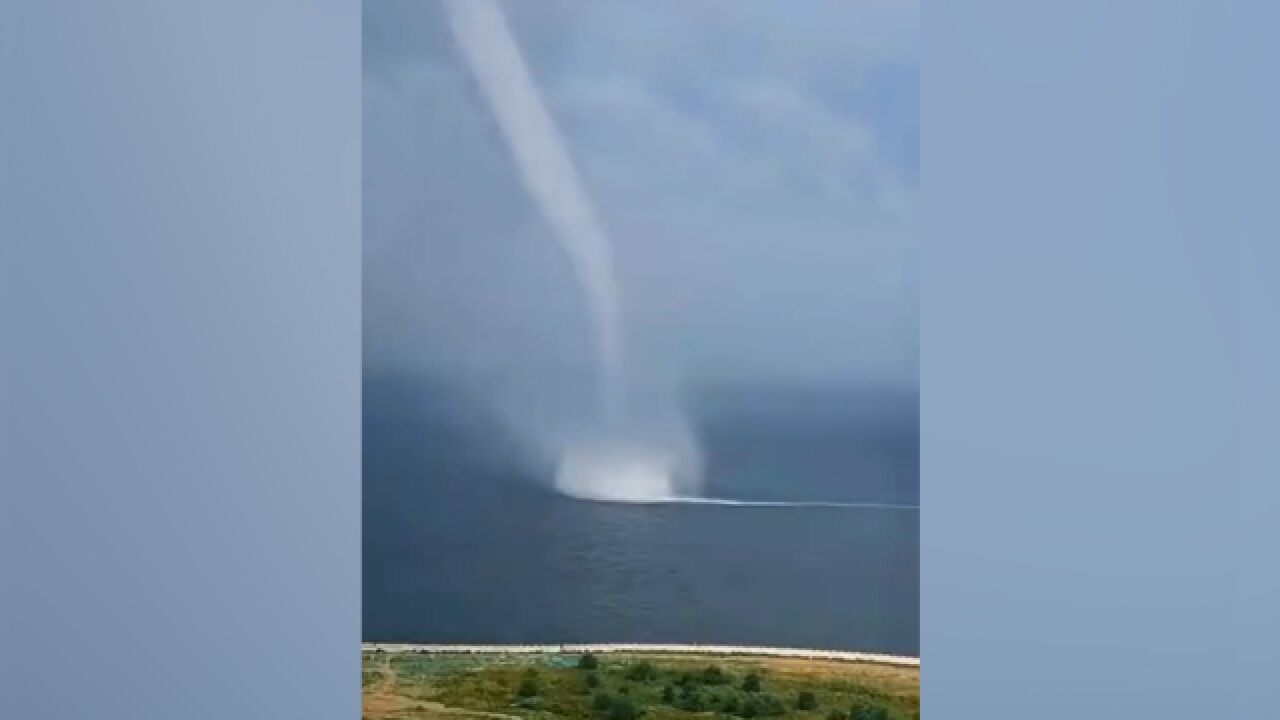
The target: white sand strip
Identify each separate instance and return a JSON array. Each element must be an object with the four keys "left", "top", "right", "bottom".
[{"left": 362, "top": 642, "right": 919, "bottom": 668}]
